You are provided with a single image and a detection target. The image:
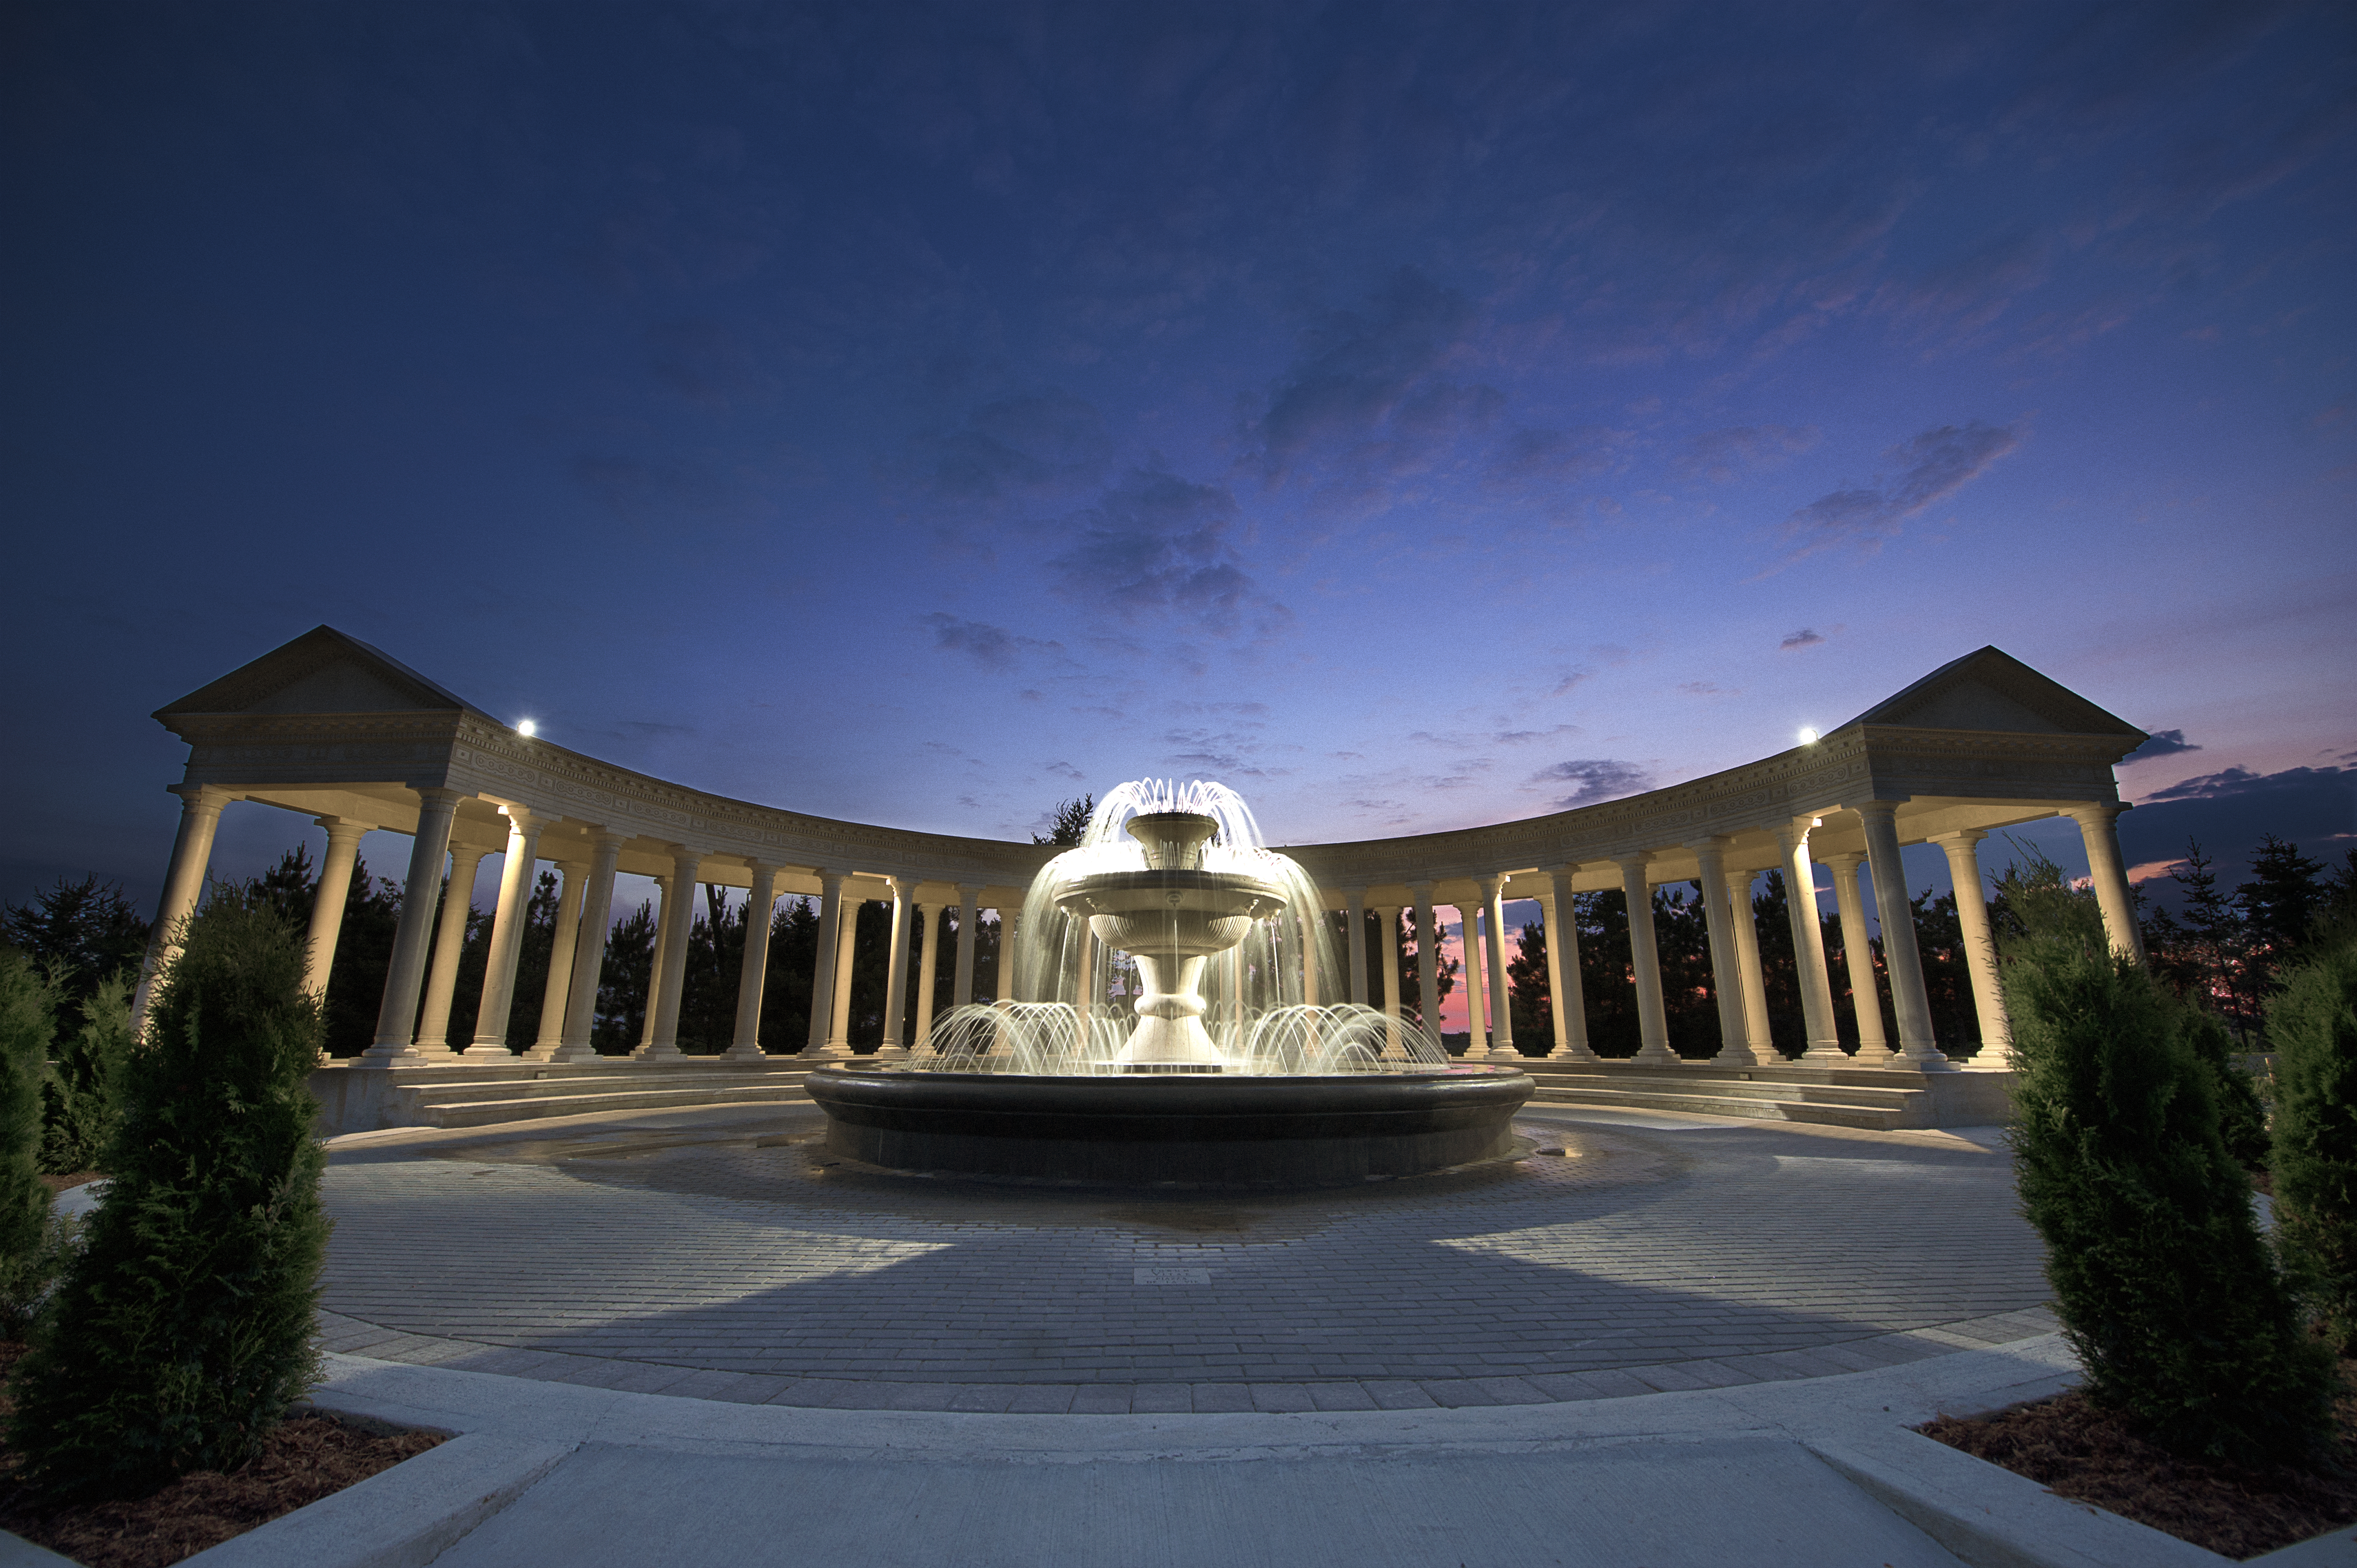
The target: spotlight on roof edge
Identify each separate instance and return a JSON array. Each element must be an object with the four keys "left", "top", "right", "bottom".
[
  {"left": 1797, "top": 726, "right": 1818, "bottom": 745},
  {"left": 517, "top": 720, "right": 537, "bottom": 737}
]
